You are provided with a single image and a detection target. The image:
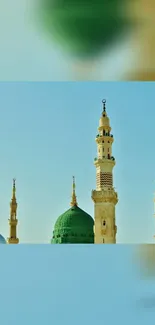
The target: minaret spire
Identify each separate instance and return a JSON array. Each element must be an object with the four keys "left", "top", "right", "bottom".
[
  {"left": 70, "top": 176, "right": 78, "bottom": 207},
  {"left": 7, "top": 179, "right": 19, "bottom": 244},
  {"left": 92, "top": 100, "right": 118, "bottom": 244},
  {"left": 102, "top": 99, "right": 106, "bottom": 112},
  {"left": 12, "top": 178, "right": 16, "bottom": 202}
]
